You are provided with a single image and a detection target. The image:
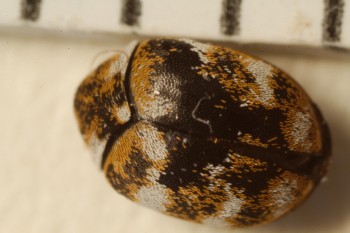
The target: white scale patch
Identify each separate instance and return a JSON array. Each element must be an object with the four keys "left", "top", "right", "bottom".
[
  {"left": 203, "top": 185, "right": 244, "bottom": 227},
  {"left": 268, "top": 178, "right": 299, "bottom": 219},
  {"left": 135, "top": 168, "right": 168, "bottom": 212},
  {"left": 137, "top": 126, "right": 168, "bottom": 160},
  {"left": 202, "top": 163, "right": 228, "bottom": 192},
  {"left": 107, "top": 53, "right": 128, "bottom": 80},
  {"left": 291, "top": 111, "right": 313, "bottom": 152},
  {"left": 116, "top": 102, "right": 131, "bottom": 123},
  {"left": 136, "top": 124, "right": 168, "bottom": 161},
  {"left": 88, "top": 133, "right": 107, "bottom": 165},
  {"left": 245, "top": 58, "right": 275, "bottom": 106},
  {"left": 268, "top": 174, "right": 313, "bottom": 219},
  {"left": 142, "top": 73, "right": 181, "bottom": 121},
  {"left": 206, "top": 163, "right": 226, "bottom": 177}
]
